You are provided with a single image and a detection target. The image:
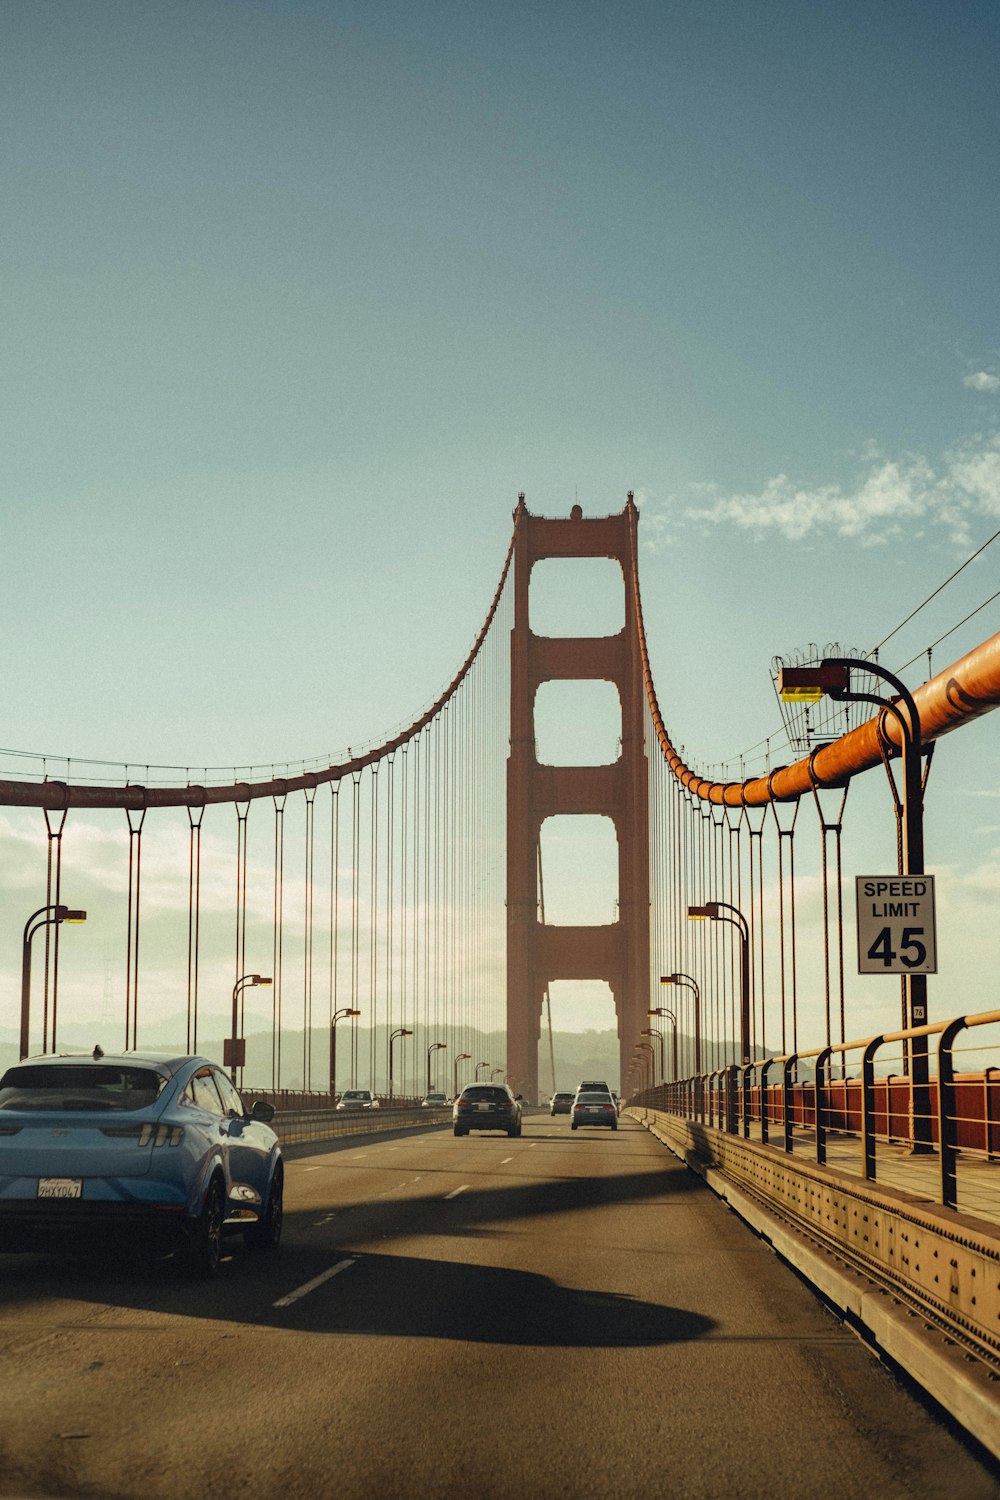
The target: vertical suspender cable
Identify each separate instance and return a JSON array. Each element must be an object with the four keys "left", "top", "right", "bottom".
[
  {"left": 43, "top": 806, "right": 67, "bottom": 1052},
  {"left": 303, "top": 786, "right": 316, "bottom": 1091},
  {"left": 272, "top": 793, "right": 286, "bottom": 1091},
  {"left": 187, "top": 801, "right": 205, "bottom": 1054}
]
